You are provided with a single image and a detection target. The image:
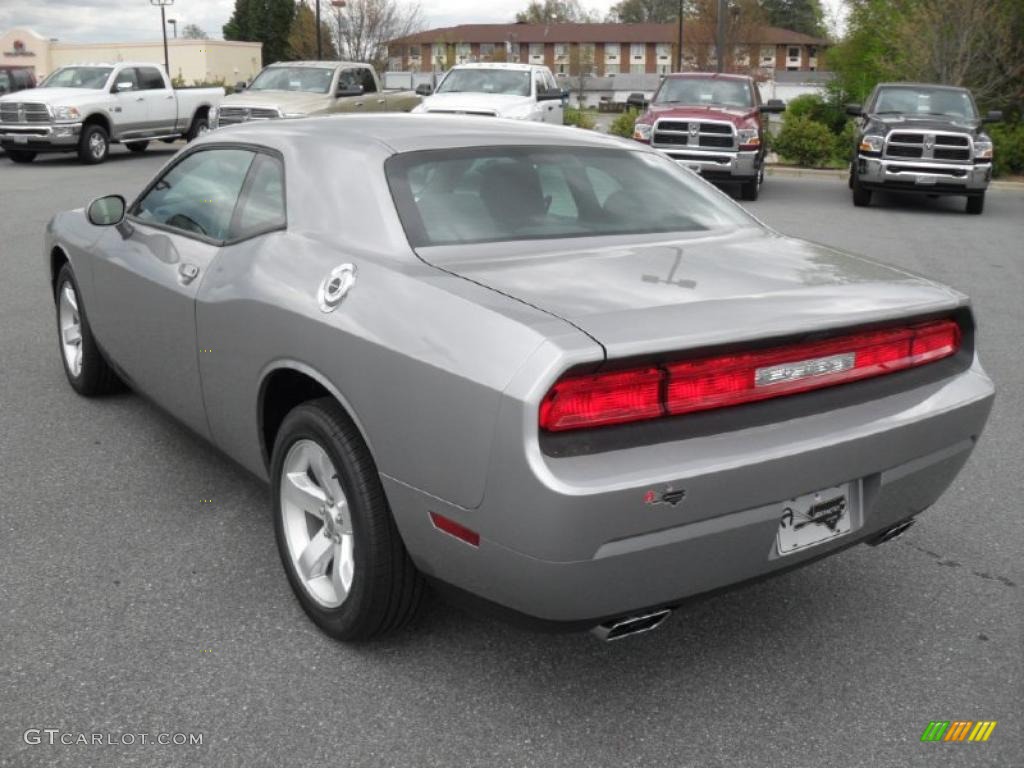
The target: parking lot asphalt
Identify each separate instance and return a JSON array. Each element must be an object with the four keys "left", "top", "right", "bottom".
[{"left": 1, "top": 145, "right": 1021, "bottom": 768}]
